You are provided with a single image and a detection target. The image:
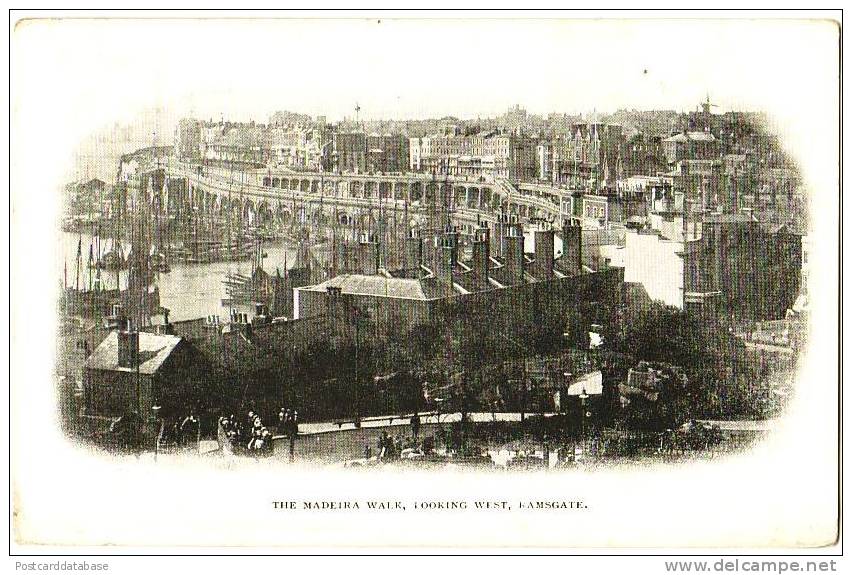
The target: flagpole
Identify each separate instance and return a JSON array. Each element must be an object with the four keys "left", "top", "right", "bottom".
[{"left": 75, "top": 235, "right": 81, "bottom": 291}]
